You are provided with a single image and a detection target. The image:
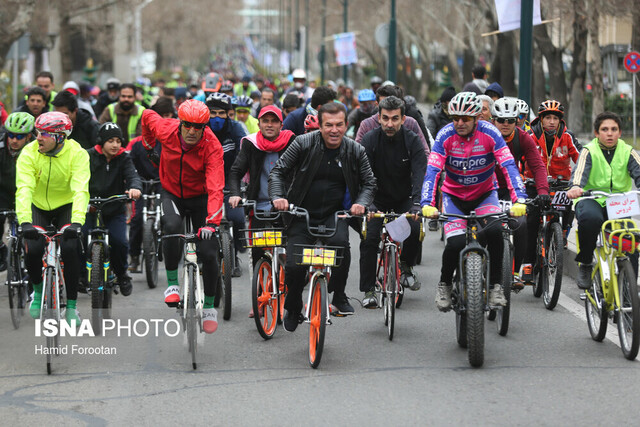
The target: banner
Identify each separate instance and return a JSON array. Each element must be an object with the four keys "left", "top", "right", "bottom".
[
  {"left": 333, "top": 32, "right": 358, "bottom": 66},
  {"left": 495, "top": 0, "right": 542, "bottom": 33}
]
